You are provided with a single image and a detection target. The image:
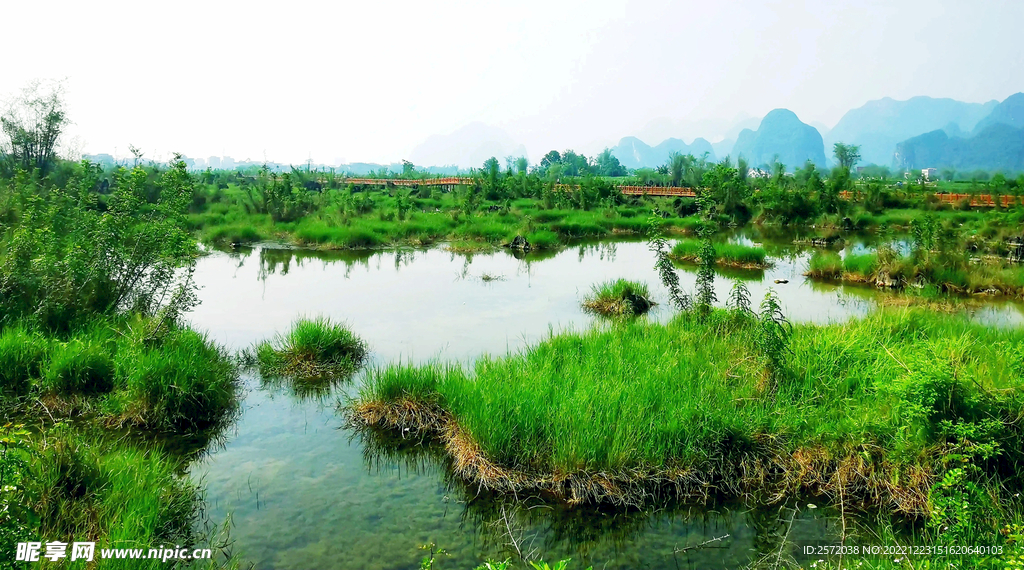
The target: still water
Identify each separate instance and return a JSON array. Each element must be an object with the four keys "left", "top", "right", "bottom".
[{"left": 184, "top": 236, "right": 1023, "bottom": 569}]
